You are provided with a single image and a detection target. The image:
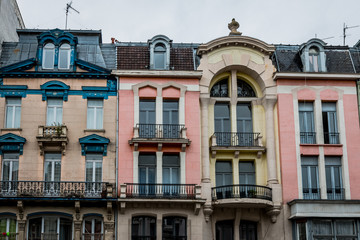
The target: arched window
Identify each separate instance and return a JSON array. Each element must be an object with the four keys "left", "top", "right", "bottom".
[
  {"left": 42, "top": 43, "right": 55, "bottom": 69},
  {"left": 162, "top": 216, "right": 187, "bottom": 239},
  {"left": 154, "top": 43, "right": 166, "bottom": 69},
  {"left": 132, "top": 216, "right": 156, "bottom": 240},
  {"left": 237, "top": 79, "right": 255, "bottom": 97},
  {"left": 309, "top": 46, "right": 320, "bottom": 72},
  {"left": 211, "top": 79, "right": 228, "bottom": 97},
  {"left": 58, "top": 43, "right": 71, "bottom": 70},
  {"left": 83, "top": 217, "right": 103, "bottom": 240}
]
